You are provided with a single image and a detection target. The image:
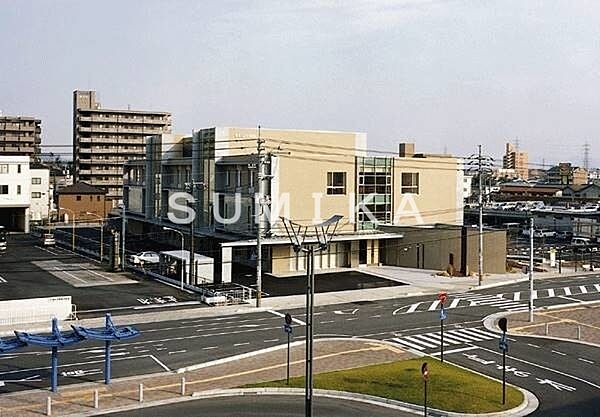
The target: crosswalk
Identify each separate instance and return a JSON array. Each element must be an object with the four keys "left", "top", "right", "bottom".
[
  {"left": 0, "top": 276, "right": 6, "bottom": 284},
  {"left": 389, "top": 327, "right": 499, "bottom": 352},
  {"left": 393, "top": 283, "right": 600, "bottom": 315}
]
